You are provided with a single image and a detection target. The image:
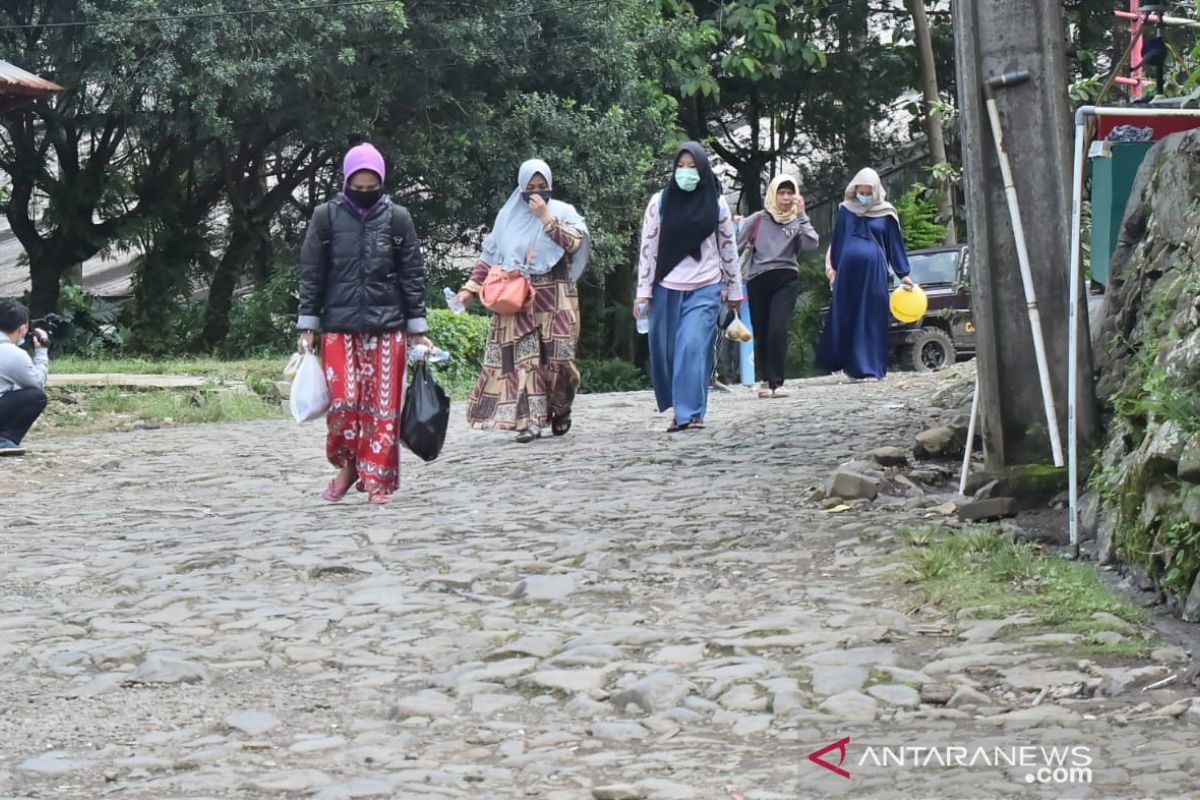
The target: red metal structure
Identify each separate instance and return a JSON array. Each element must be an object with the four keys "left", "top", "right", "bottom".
[
  {"left": 1111, "top": 1, "right": 1200, "bottom": 99},
  {"left": 0, "top": 58, "right": 63, "bottom": 113}
]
